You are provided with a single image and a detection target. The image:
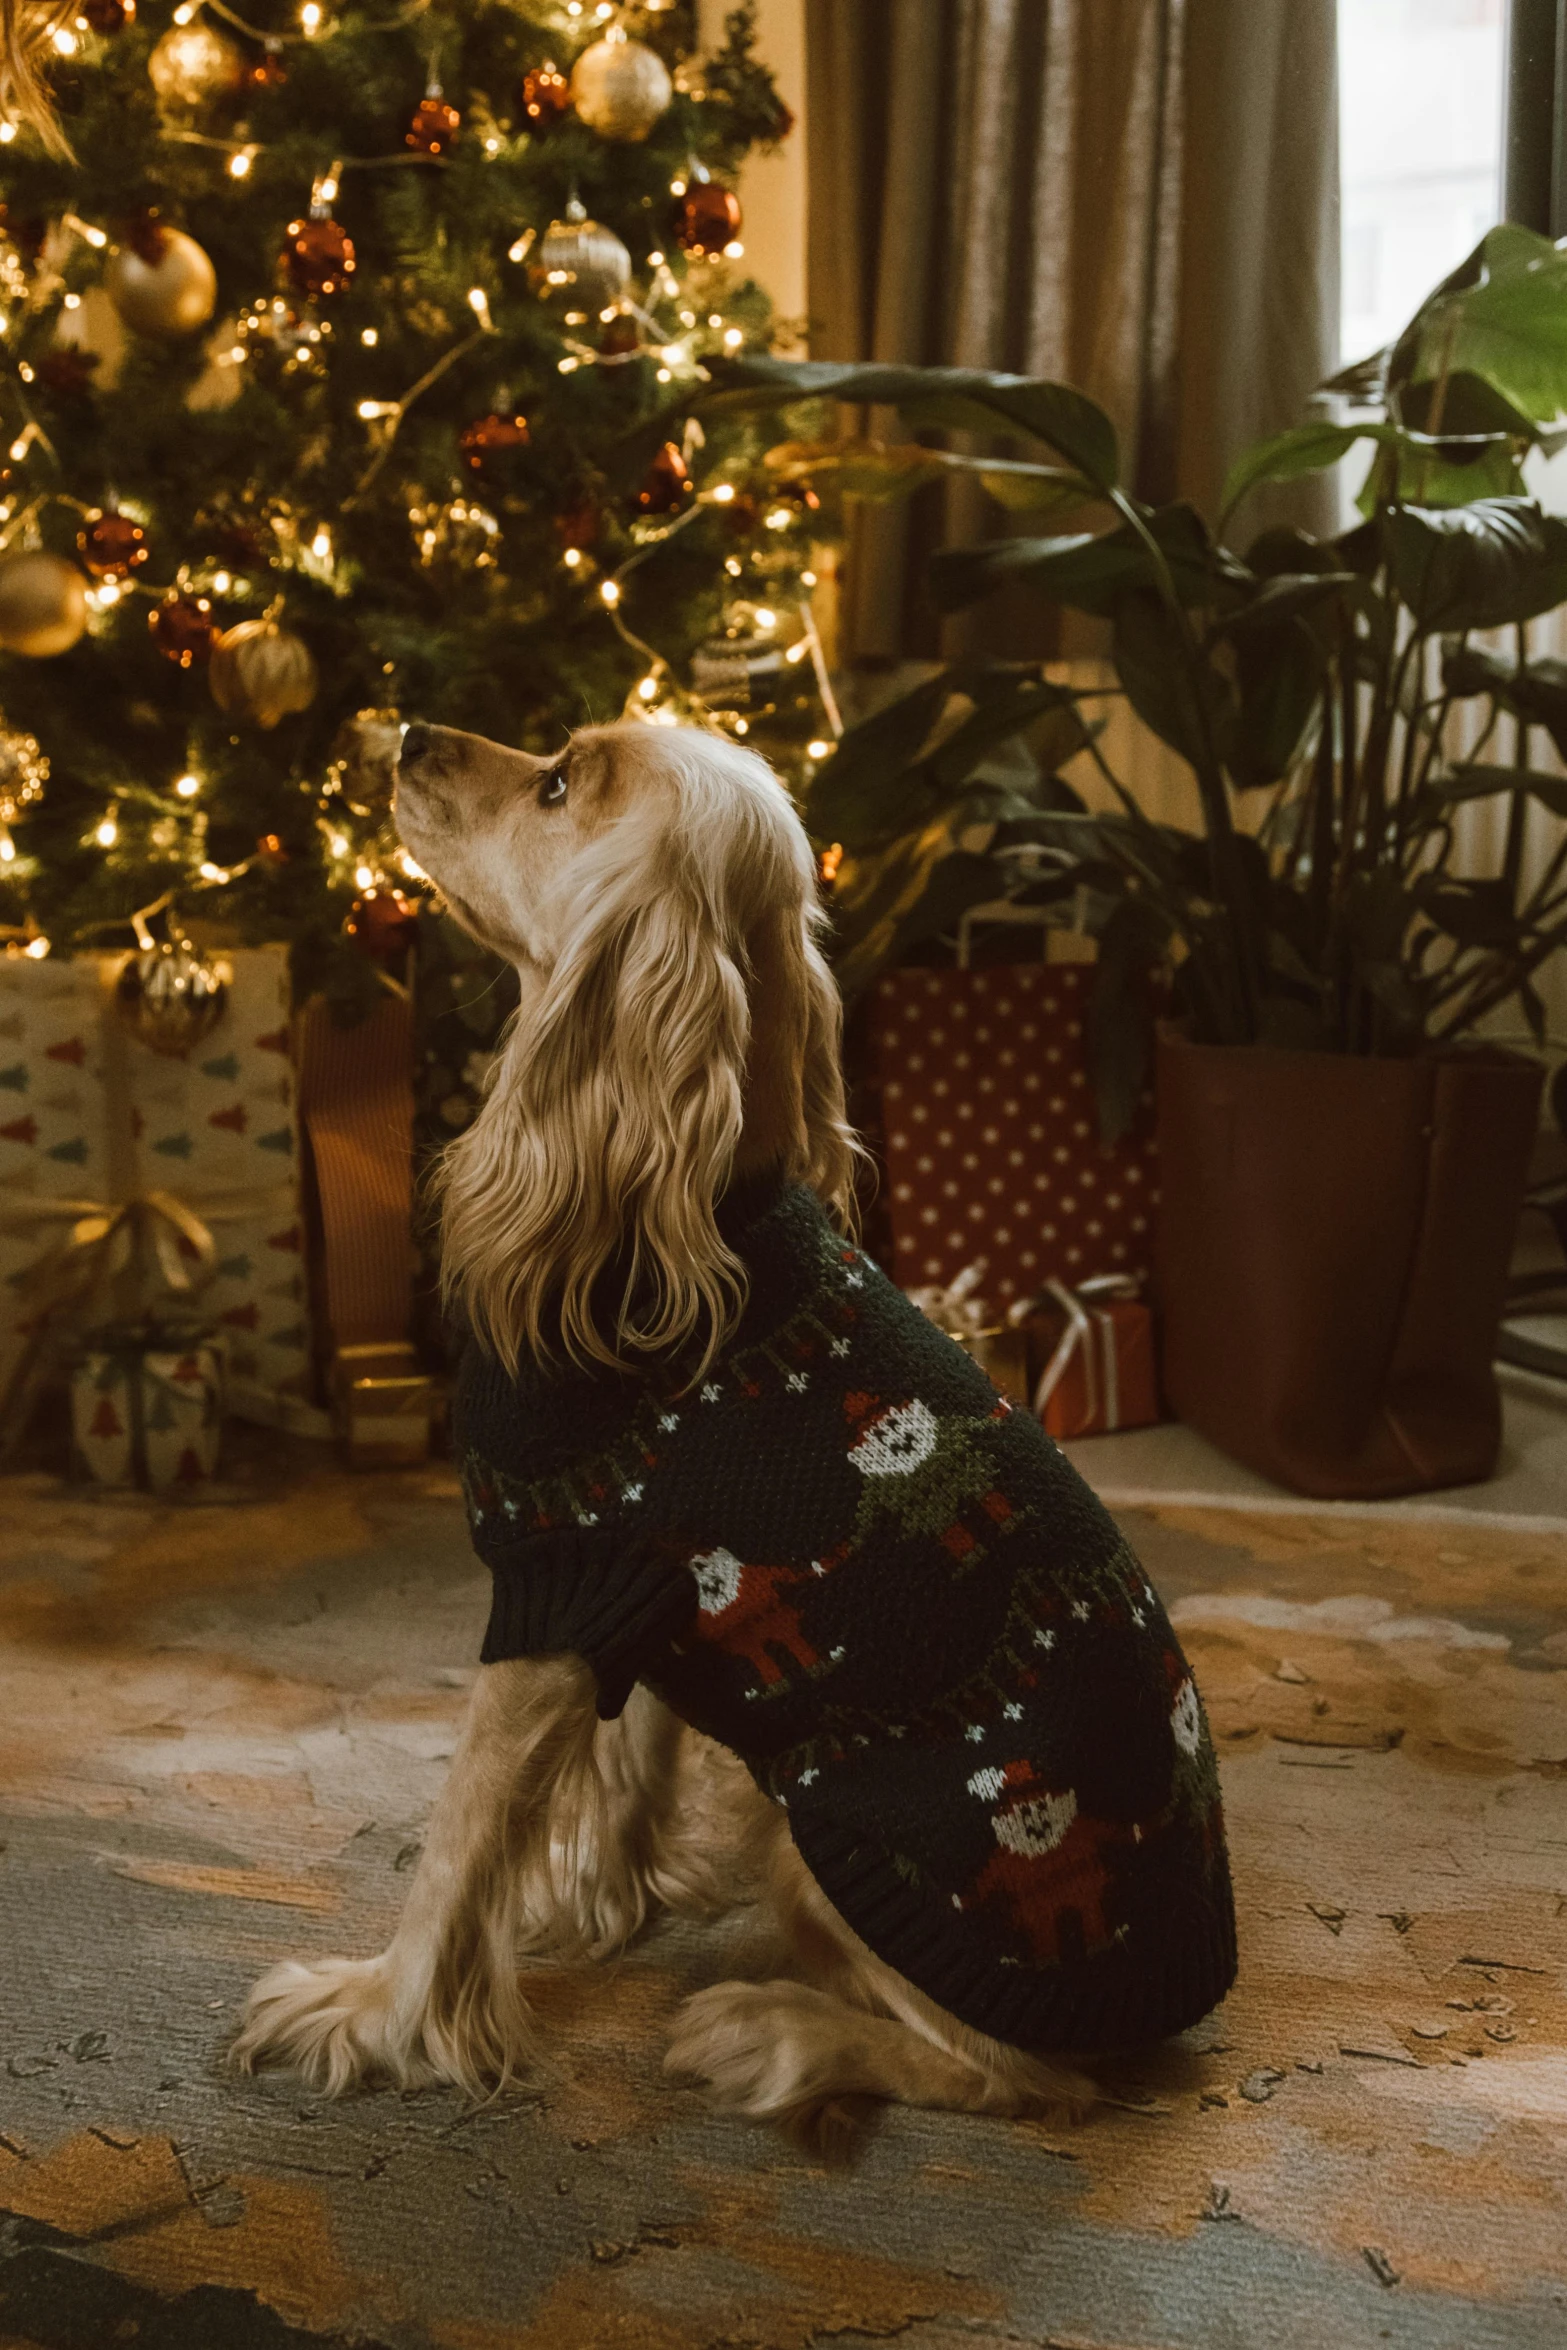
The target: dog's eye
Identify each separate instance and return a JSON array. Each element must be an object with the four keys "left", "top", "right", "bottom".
[{"left": 539, "top": 763, "right": 568, "bottom": 806}]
